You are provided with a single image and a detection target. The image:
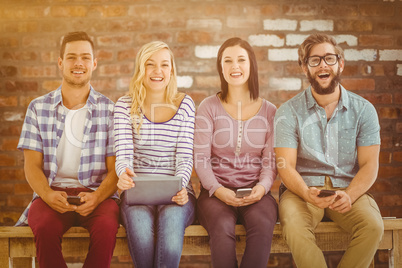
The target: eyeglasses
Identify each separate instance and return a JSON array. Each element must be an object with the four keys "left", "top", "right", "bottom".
[{"left": 305, "top": 54, "right": 340, "bottom": 67}]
